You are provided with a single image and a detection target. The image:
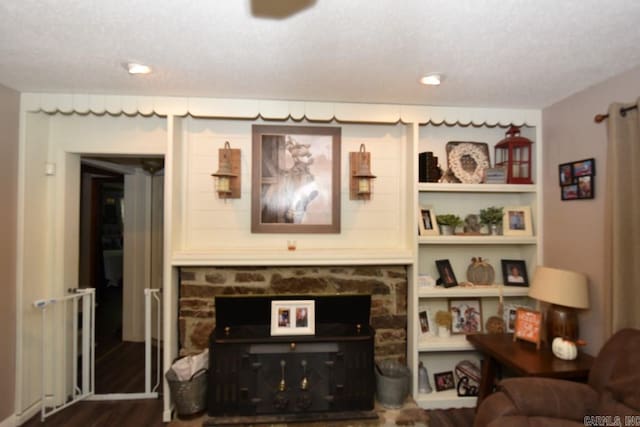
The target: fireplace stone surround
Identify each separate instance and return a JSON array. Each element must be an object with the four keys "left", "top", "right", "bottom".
[{"left": 179, "top": 265, "right": 408, "bottom": 363}]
